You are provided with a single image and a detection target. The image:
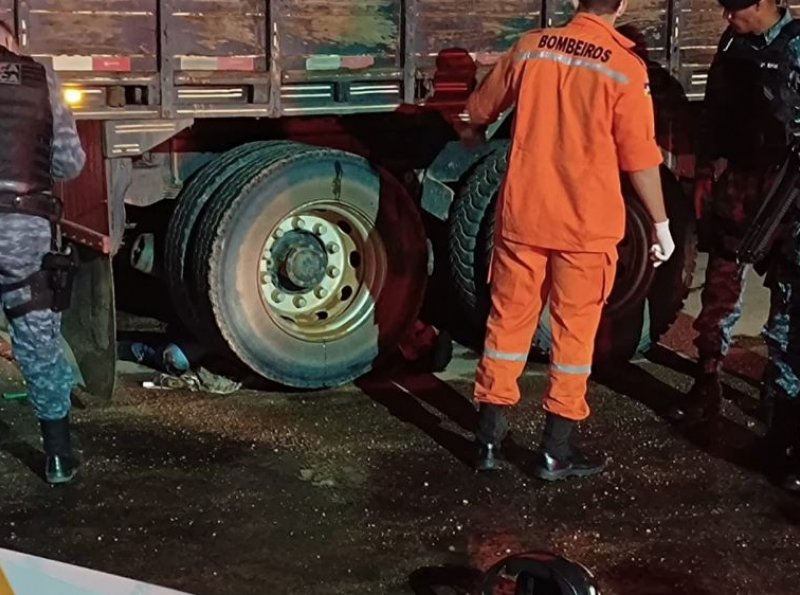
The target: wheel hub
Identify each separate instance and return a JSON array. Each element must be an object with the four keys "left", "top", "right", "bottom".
[
  {"left": 258, "top": 208, "right": 380, "bottom": 339},
  {"left": 275, "top": 236, "right": 328, "bottom": 290}
]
